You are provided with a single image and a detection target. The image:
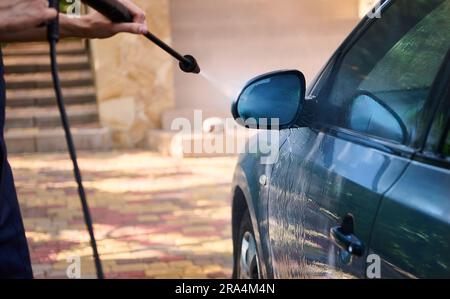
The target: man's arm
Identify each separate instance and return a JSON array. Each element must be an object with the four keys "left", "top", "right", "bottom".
[
  {"left": 0, "top": 0, "right": 147, "bottom": 42},
  {"left": 0, "top": 28, "right": 46, "bottom": 43}
]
